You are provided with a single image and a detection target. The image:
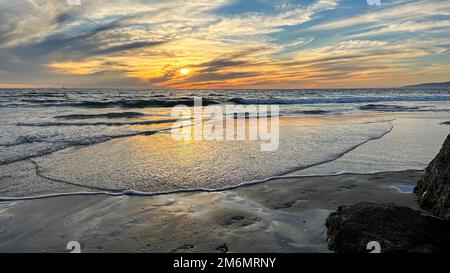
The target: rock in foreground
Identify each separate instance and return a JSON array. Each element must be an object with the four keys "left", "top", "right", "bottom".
[
  {"left": 326, "top": 202, "right": 450, "bottom": 253},
  {"left": 414, "top": 134, "right": 450, "bottom": 219}
]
